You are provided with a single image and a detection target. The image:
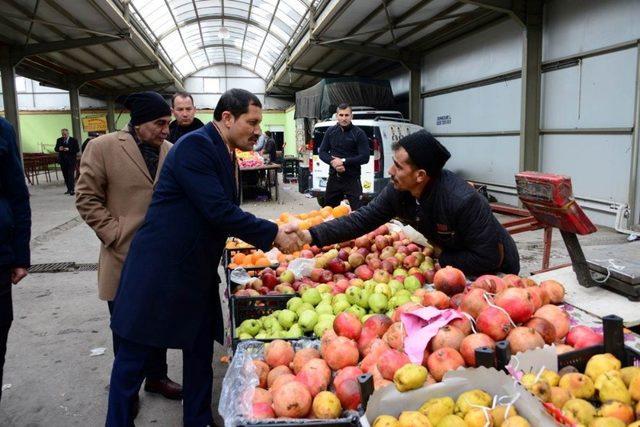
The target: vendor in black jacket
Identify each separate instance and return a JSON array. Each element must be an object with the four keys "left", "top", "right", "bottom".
[
  {"left": 302, "top": 130, "right": 519, "bottom": 276},
  {"left": 318, "top": 103, "right": 370, "bottom": 210}
]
